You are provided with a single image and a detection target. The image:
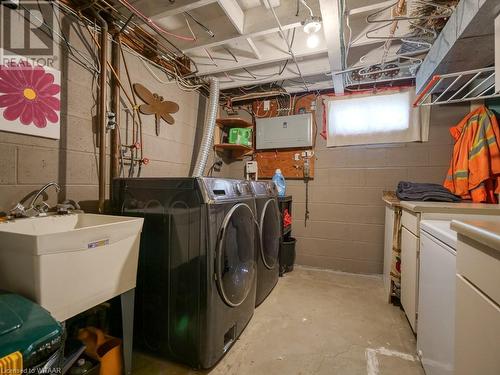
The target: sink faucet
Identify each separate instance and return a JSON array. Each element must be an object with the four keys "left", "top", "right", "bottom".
[{"left": 9, "top": 182, "right": 61, "bottom": 218}]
